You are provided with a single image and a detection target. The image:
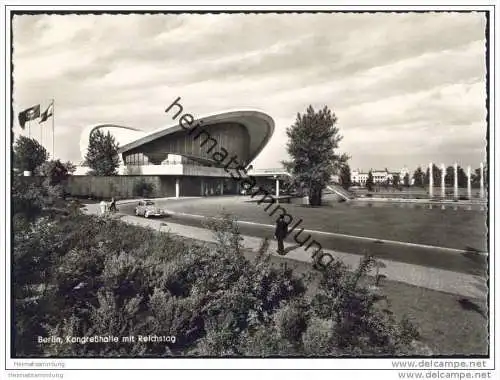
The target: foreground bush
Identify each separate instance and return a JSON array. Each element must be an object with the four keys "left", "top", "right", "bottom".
[{"left": 12, "top": 192, "right": 427, "bottom": 357}]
